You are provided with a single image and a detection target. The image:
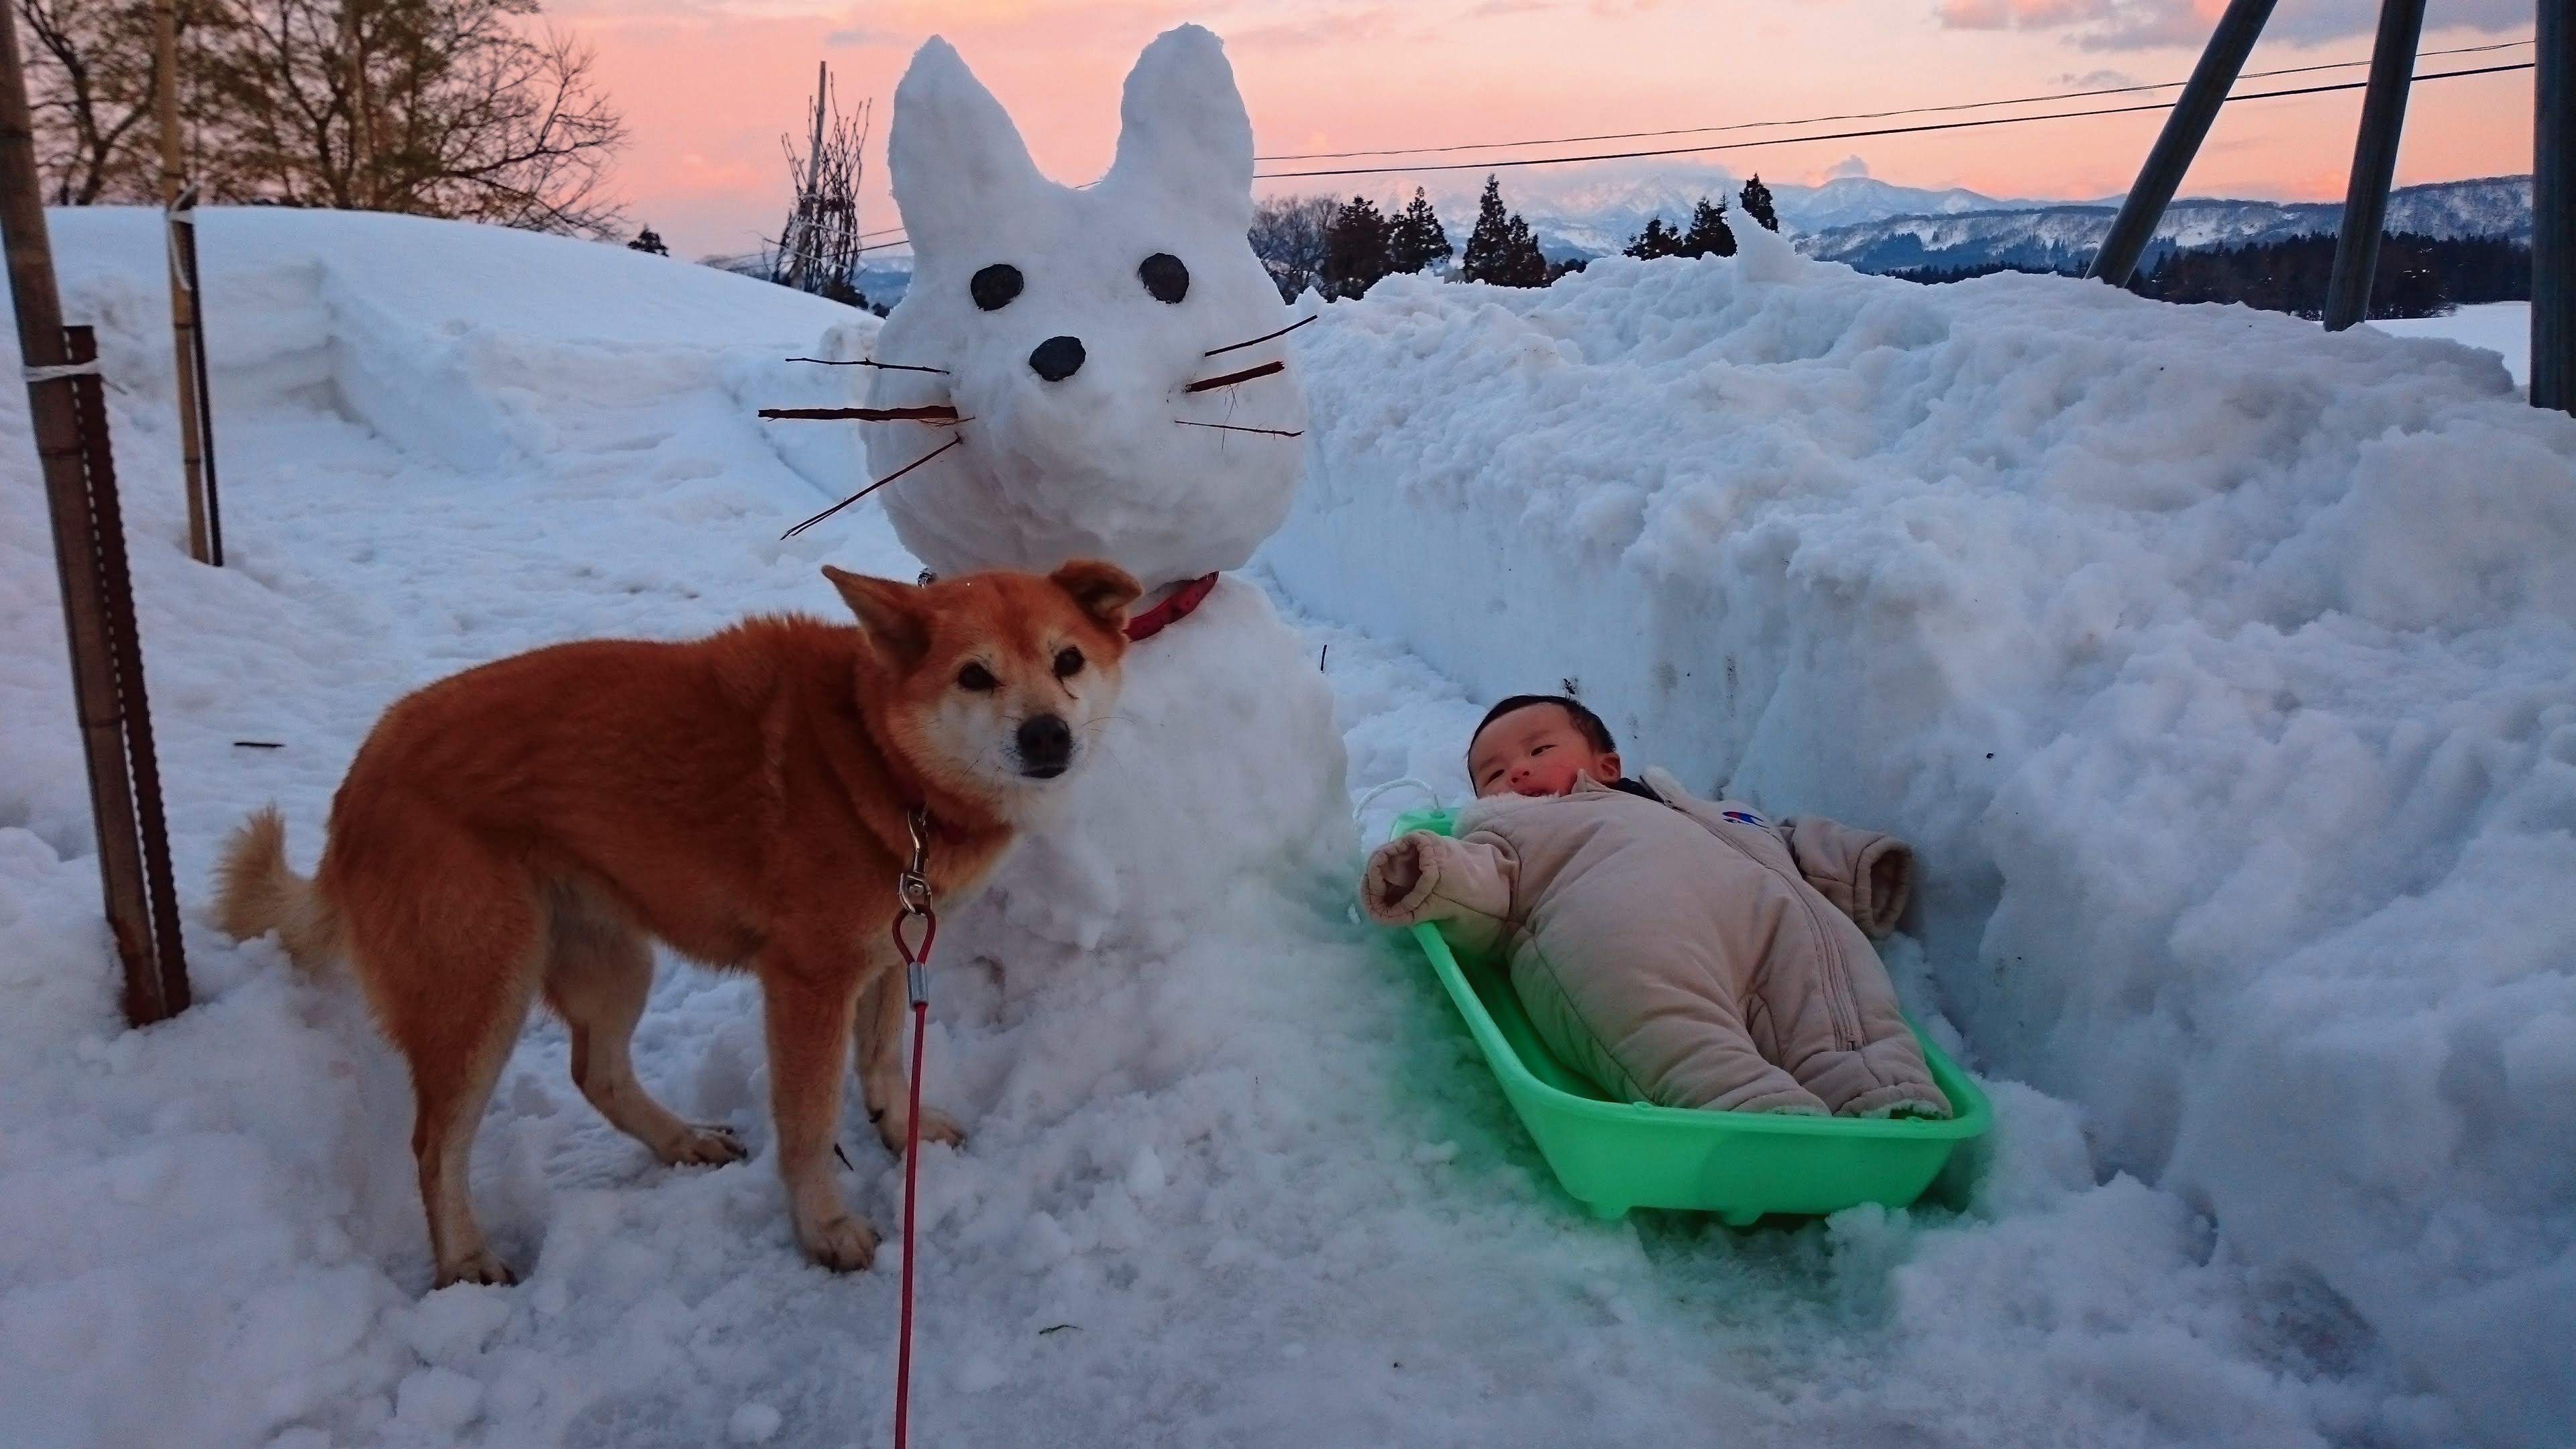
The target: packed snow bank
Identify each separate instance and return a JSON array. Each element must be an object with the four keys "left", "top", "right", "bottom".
[
  {"left": 0, "top": 206, "right": 2518, "bottom": 1448},
  {"left": 1267, "top": 231, "right": 2576, "bottom": 1444},
  {"left": 47, "top": 207, "right": 873, "bottom": 481},
  {"left": 2369, "top": 301, "right": 2532, "bottom": 388}
]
